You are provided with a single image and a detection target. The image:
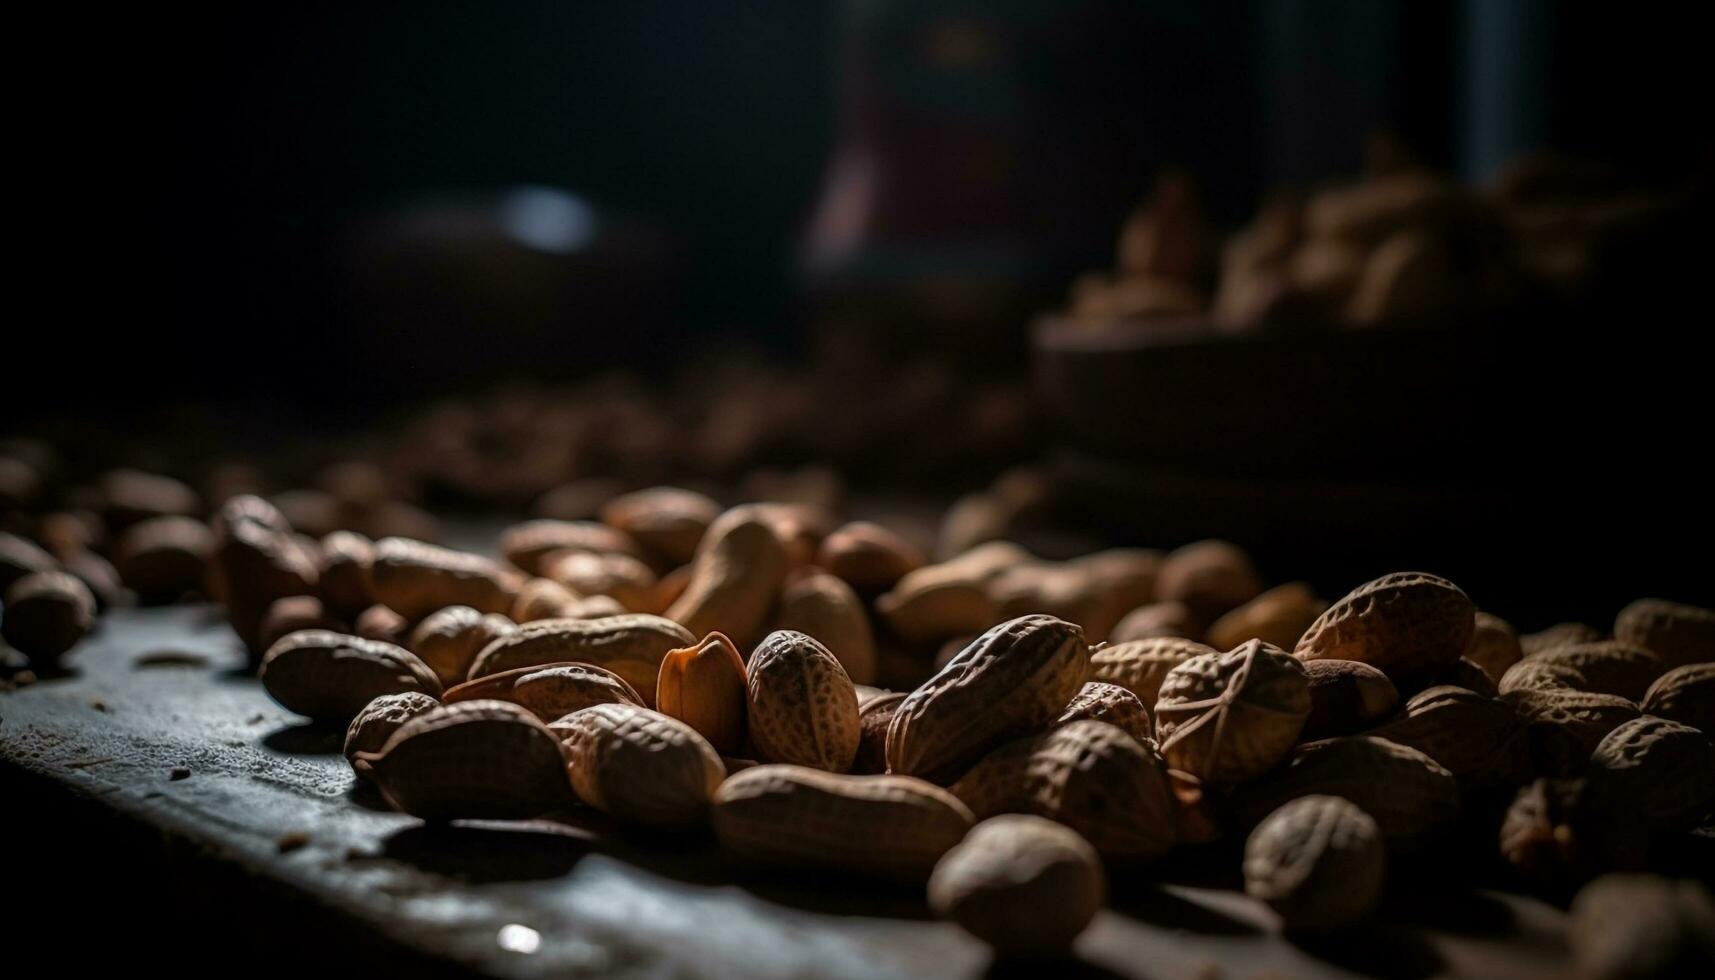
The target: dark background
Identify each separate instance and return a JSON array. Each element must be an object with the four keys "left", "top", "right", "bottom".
[{"left": 15, "top": 1, "right": 1708, "bottom": 421}]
